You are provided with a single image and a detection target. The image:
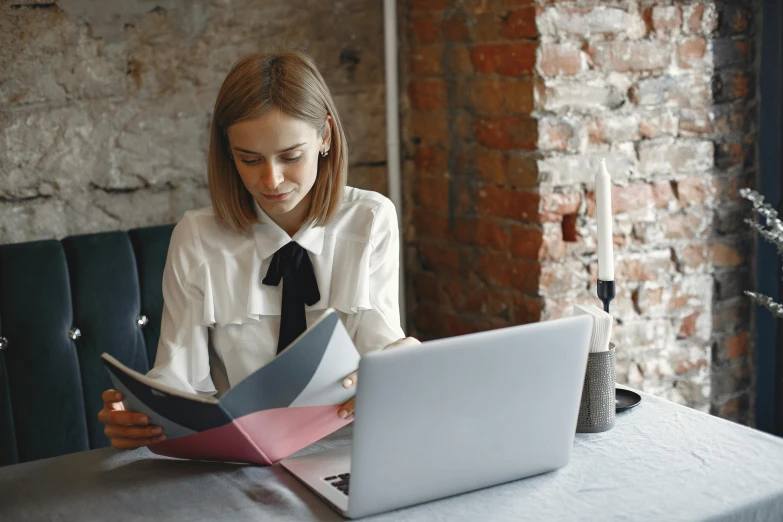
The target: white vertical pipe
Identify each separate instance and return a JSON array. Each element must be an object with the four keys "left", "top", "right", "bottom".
[{"left": 383, "top": 0, "right": 406, "bottom": 326}]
